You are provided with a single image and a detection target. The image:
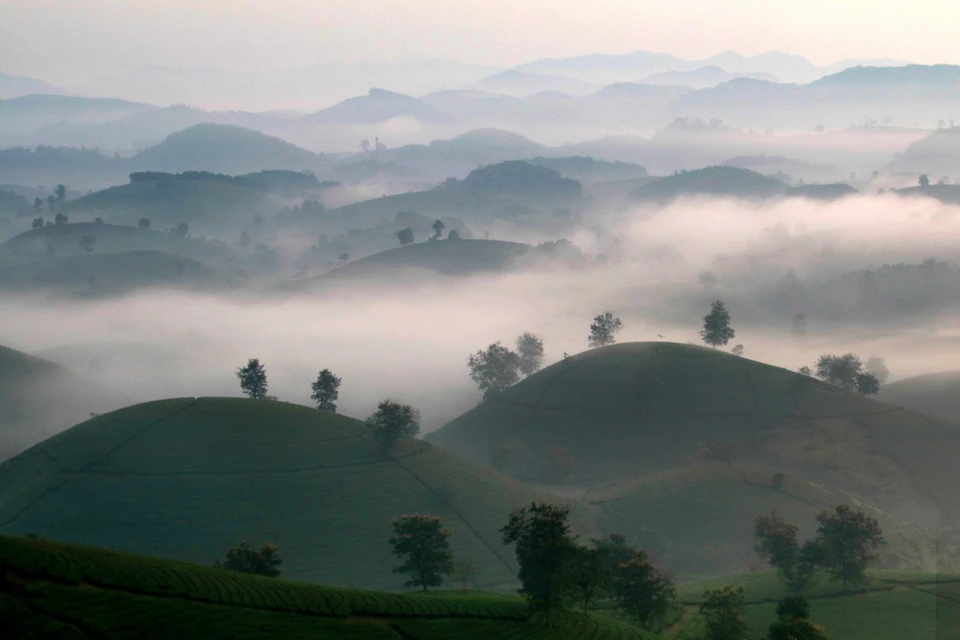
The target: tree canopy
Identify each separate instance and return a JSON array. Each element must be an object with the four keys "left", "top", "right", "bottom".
[
  {"left": 310, "top": 369, "right": 342, "bottom": 412},
  {"left": 389, "top": 514, "right": 454, "bottom": 591},
  {"left": 588, "top": 312, "right": 623, "bottom": 348},
  {"left": 701, "top": 300, "right": 735, "bottom": 348},
  {"left": 236, "top": 359, "right": 268, "bottom": 400},
  {"left": 367, "top": 400, "right": 420, "bottom": 451},
  {"left": 467, "top": 342, "right": 521, "bottom": 397},
  {"left": 214, "top": 542, "right": 282, "bottom": 578}
]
